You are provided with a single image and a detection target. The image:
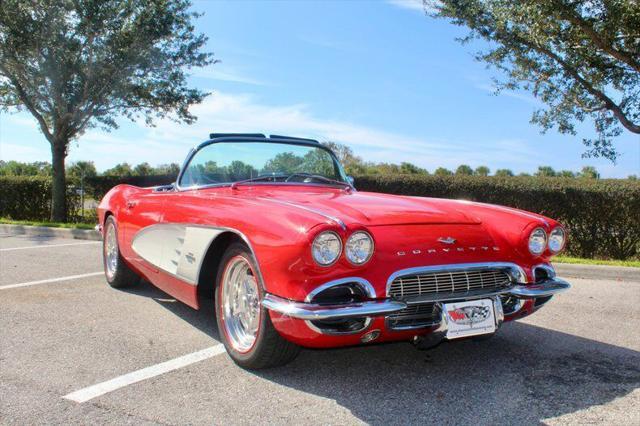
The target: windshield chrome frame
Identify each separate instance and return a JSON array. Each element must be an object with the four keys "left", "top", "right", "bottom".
[{"left": 175, "top": 137, "right": 352, "bottom": 192}]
